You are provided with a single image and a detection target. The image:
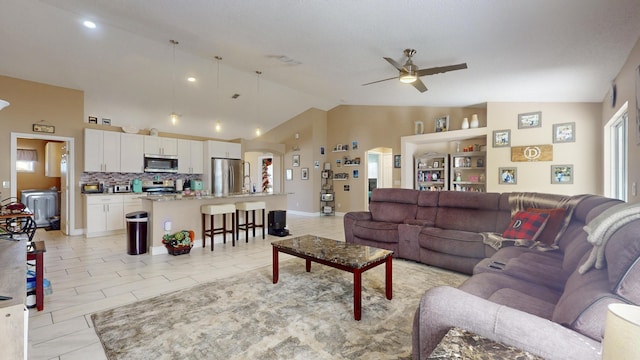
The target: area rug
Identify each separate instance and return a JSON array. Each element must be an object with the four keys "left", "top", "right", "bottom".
[{"left": 91, "top": 258, "right": 468, "bottom": 360}]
